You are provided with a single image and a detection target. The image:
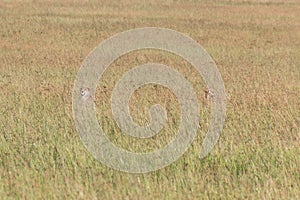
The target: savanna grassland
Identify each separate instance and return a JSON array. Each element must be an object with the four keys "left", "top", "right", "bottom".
[{"left": 0, "top": 0, "right": 299, "bottom": 199}]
